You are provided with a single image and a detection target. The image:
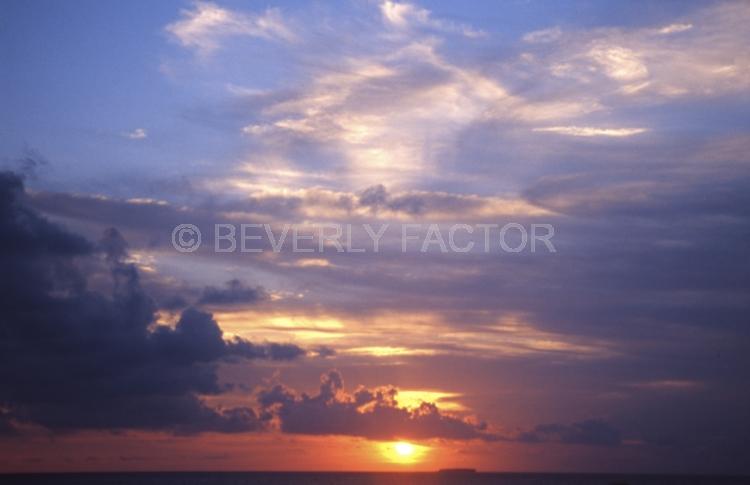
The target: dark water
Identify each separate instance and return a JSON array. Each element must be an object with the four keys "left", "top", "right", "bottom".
[{"left": 1, "top": 473, "right": 749, "bottom": 485}]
